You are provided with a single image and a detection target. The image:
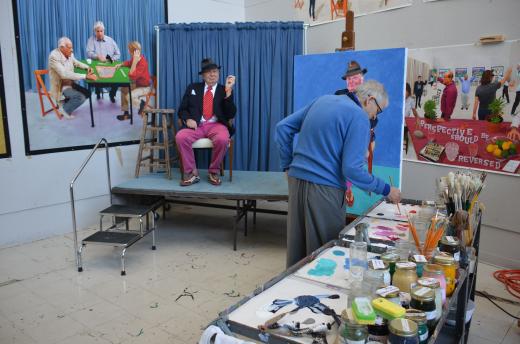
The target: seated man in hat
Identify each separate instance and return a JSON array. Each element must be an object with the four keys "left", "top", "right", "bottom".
[{"left": 175, "top": 58, "right": 236, "bottom": 186}]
